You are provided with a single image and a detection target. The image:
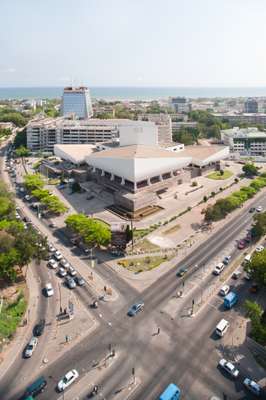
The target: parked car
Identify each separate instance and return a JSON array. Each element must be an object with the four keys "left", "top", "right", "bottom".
[
  {"left": 49, "top": 222, "right": 57, "bottom": 228},
  {"left": 54, "top": 250, "right": 63, "bottom": 261},
  {"left": 68, "top": 266, "right": 77, "bottom": 277},
  {"left": 256, "top": 206, "right": 263, "bottom": 212},
  {"left": 250, "top": 283, "right": 259, "bottom": 293},
  {"left": 47, "top": 259, "right": 58, "bottom": 269},
  {"left": 232, "top": 269, "right": 241, "bottom": 280},
  {"left": 57, "top": 369, "right": 79, "bottom": 392},
  {"left": 60, "top": 258, "right": 70, "bottom": 269},
  {"left": 176, "top": 267, "right": 188, "bottom": 277},
  {"left": 75, "top": 276, "right": 85, "bottom": 286},
  {"left": 255, "top": 245, "right": 264, "bottom": 253},
  {"left": 48, "top": 244, "right": 56, "bottom": 253},
  {"left": 223, "top": 256, "right": 231, "bottom": 265},
  {"left": 65, "top": 276, "right": 76, "bottom": 289},
  {"left": 213, "top": 263, "right": 224, "bottom": 276},
  {"left": 219, "top": 285, "right": 230, "bottom": 296},
  {"left": 218, "top": 359, "right": 239, "bottom": 378},
  {"left": 33, "top": 319, "right": 46, "bottom": 337},
  {"left": 238, "top": 240, "right": 246, "bottom": 250},
  {"left": 127, "top": 302, "right": 144, "bottom": 316},
  {"left": 24, "top": 337, "right": 38, "bottom": 358},
  {"left": 58, "top": 267, "right": 67, "bottom": 278},
  {"left": 44, "top": 283, "right": 54, "bottom": 297},
  {"left": 243, "top": 377, "right": 261, "bottom": 396}
]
